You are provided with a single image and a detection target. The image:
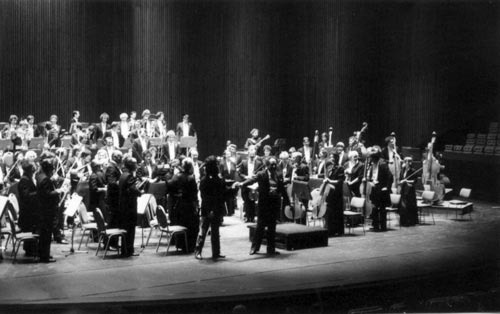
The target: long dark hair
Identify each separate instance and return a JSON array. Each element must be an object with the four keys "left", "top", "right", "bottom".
[{"left": 204, "top": 155, "right": 219, "bottom": 177}]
